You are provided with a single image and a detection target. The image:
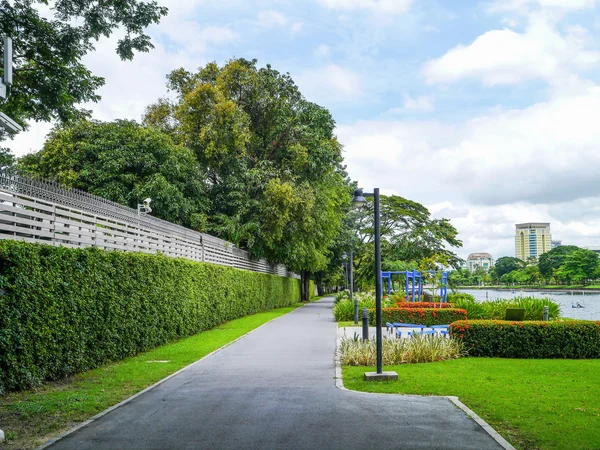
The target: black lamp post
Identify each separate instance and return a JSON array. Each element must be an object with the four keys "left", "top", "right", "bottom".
[{"left": 352, "top": 188, "right": 397, "bottom": 381}]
